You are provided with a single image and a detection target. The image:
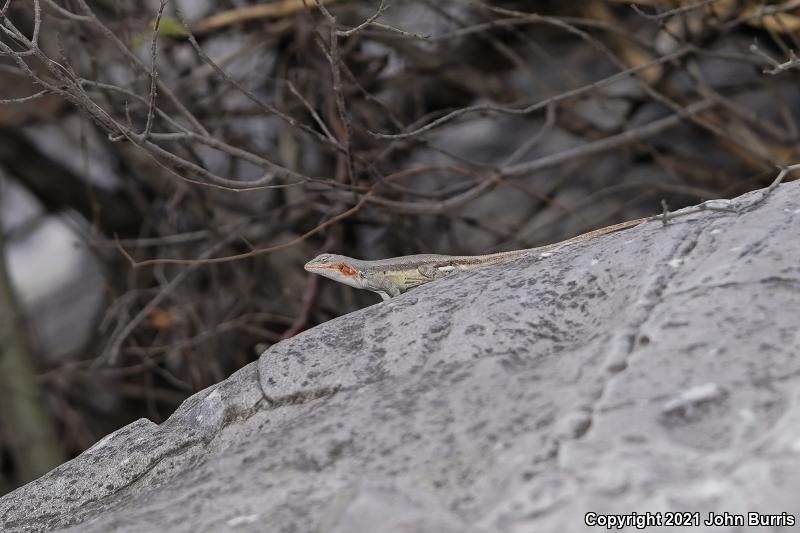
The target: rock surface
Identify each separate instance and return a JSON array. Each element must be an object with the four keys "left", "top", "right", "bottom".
[{"left": 1, "top": 182, "right": 799, "bottom": 533}]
